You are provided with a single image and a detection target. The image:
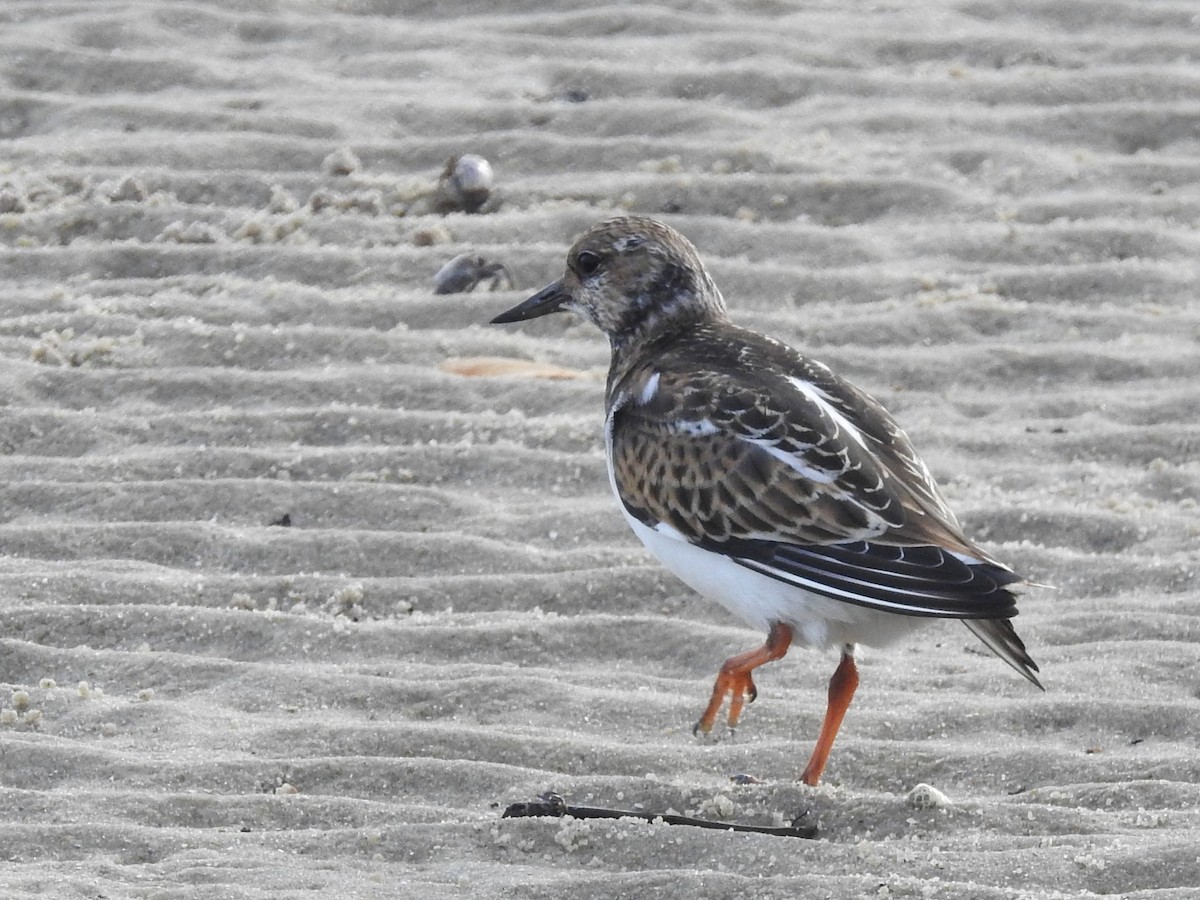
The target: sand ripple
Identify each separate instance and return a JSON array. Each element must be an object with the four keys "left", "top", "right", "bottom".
[{"left": 2, "top": 1, "right": 1199, "bottom": 897}]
